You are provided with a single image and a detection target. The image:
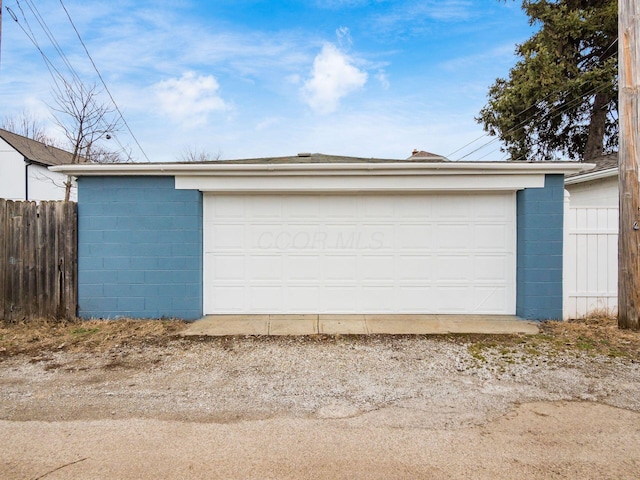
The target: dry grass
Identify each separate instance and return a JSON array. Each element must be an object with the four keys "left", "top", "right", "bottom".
[
  {"left": 539, "top": 312, "right": 640, "bottom": 358},
  {"left": 1, "top": 313, "right": 639, "bottom": 361},
  {"left": 457, "top": 312, "right": 640, "bottom": 362},
  {"left": 0, "top": 317, "right": 188, "bottom": 357}
]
